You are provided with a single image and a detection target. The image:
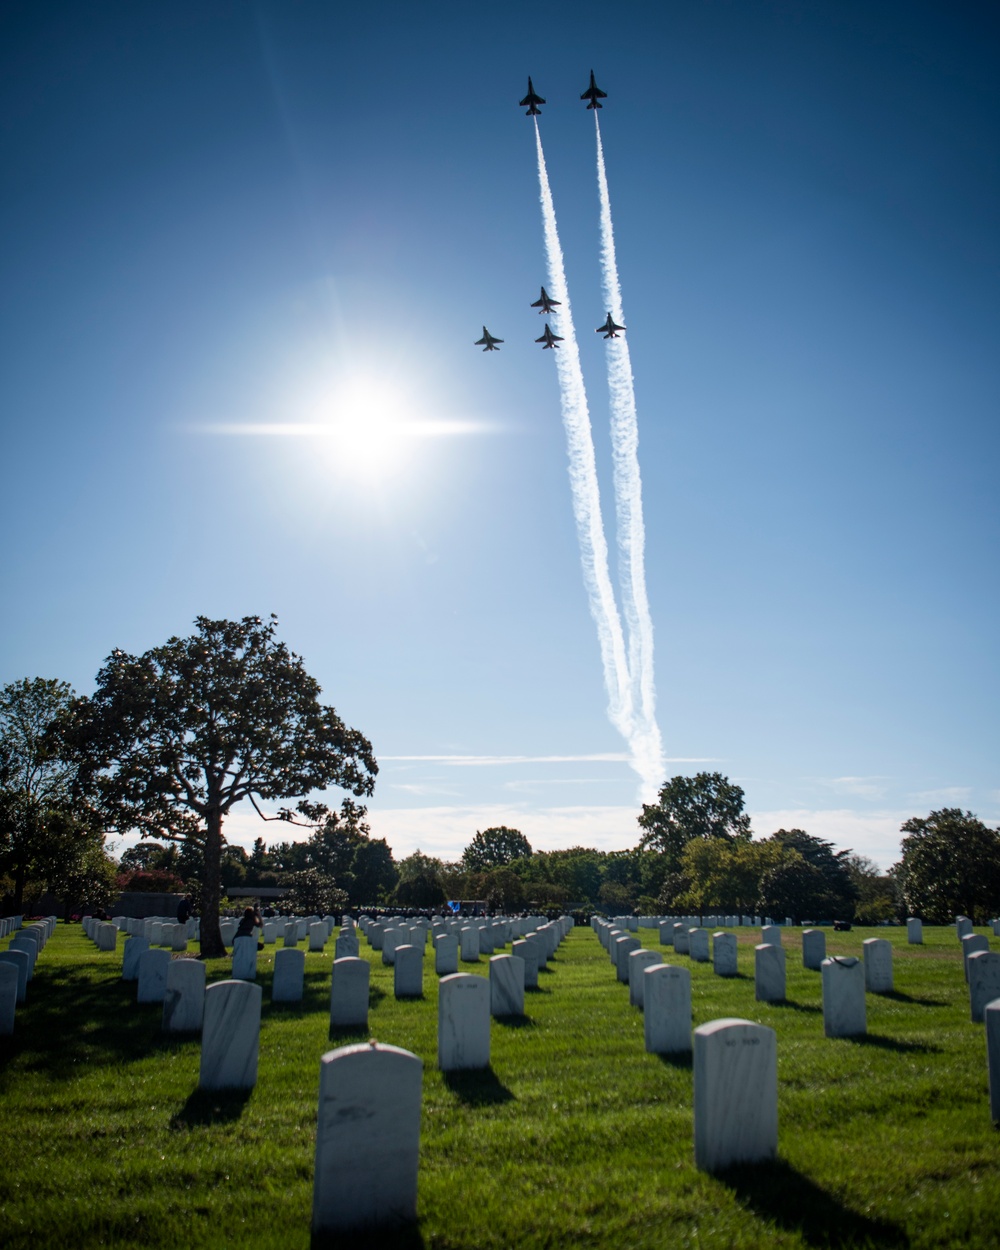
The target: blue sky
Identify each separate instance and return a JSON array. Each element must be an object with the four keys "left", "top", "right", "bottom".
[{"left": 2, "top": 1, "right": 997, "bottom": 869}]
